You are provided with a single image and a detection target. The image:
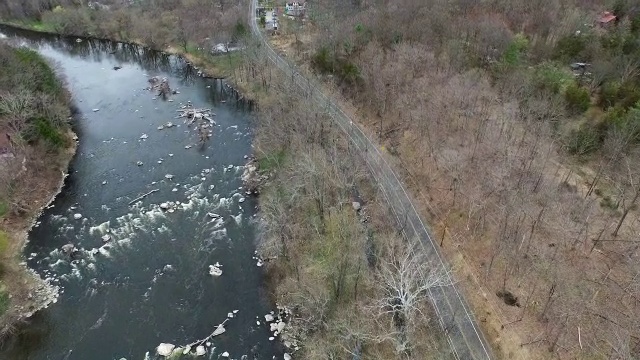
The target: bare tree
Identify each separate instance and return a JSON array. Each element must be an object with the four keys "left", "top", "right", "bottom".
[{"left": 374, "top": 238, "right": 451, "bottom": 353}]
